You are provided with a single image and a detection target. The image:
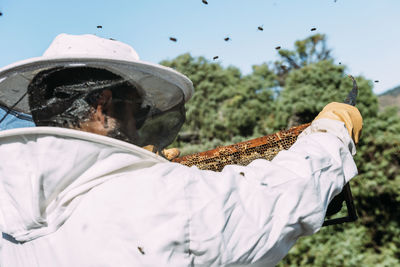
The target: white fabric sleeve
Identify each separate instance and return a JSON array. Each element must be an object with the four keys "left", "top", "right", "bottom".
[
  {"left": 183, "top": 120, "right": 358, "bottom": 266},
  {"left": 298, "top": 118, "right": 356, "bottom": 155}
]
